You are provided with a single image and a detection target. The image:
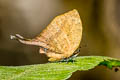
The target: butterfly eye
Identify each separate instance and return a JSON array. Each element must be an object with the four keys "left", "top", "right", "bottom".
[{"left": 44, "top": 48, "right": 48, "bottom": 53}]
